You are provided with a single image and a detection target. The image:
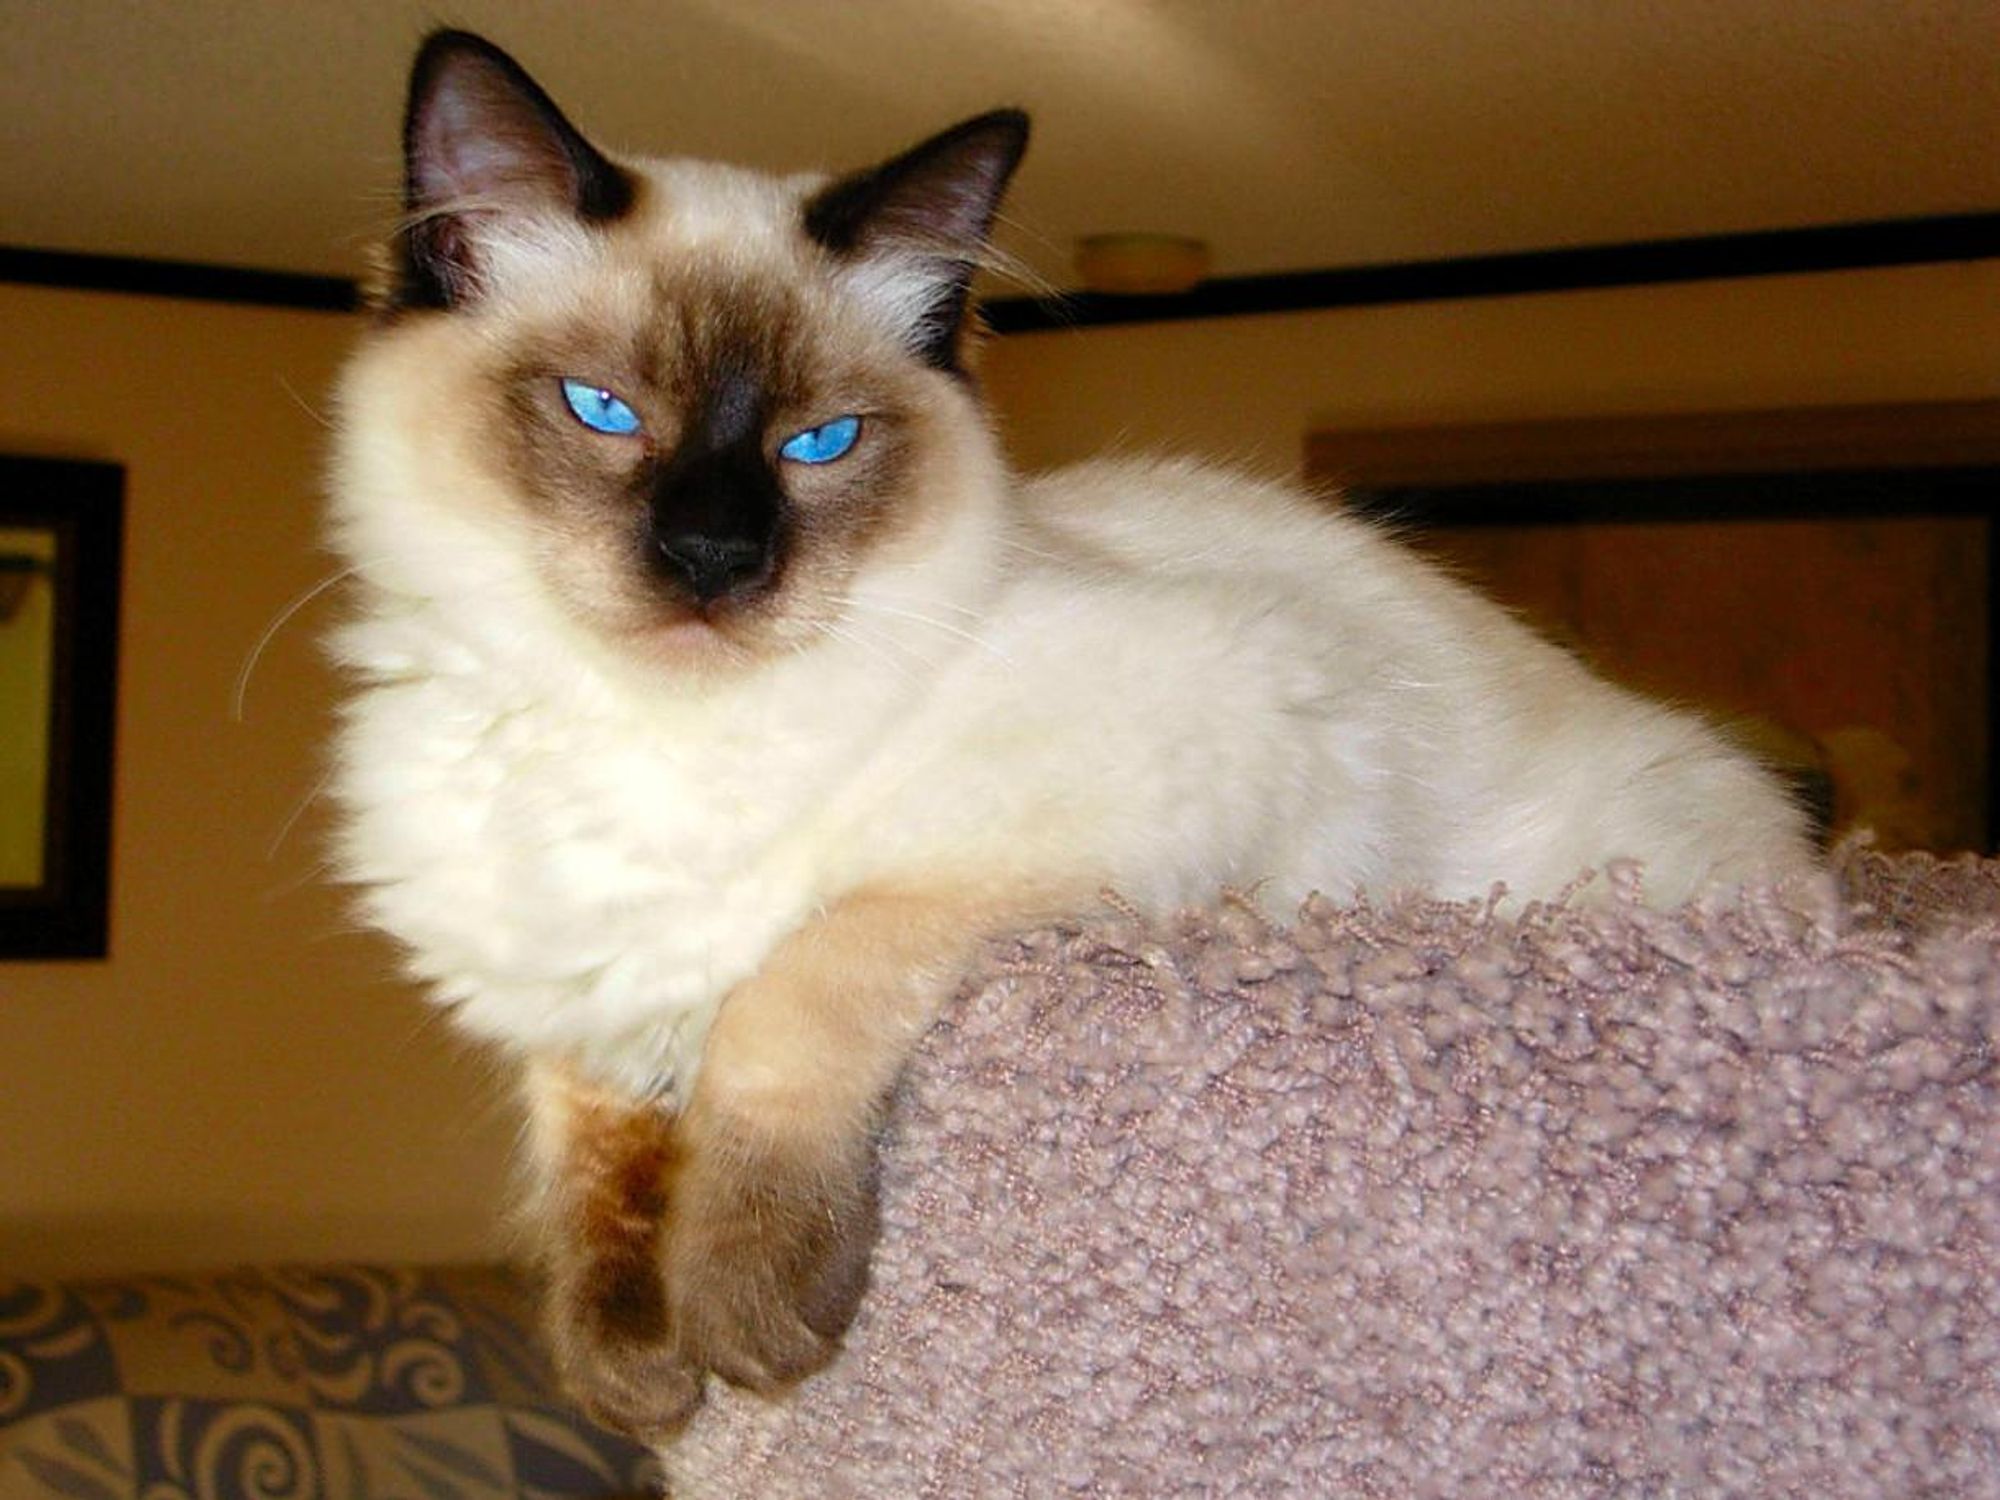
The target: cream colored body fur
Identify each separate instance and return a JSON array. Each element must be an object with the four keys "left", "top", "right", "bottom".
[{"left": 335, "top": 430, "right": 1805, "bottom": 1101}]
